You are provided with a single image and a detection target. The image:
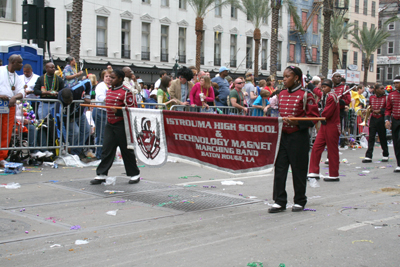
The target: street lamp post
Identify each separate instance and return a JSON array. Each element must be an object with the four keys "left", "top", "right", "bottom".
[{"left": 173, "top": 58, "right": 179, "bottom": 78}]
